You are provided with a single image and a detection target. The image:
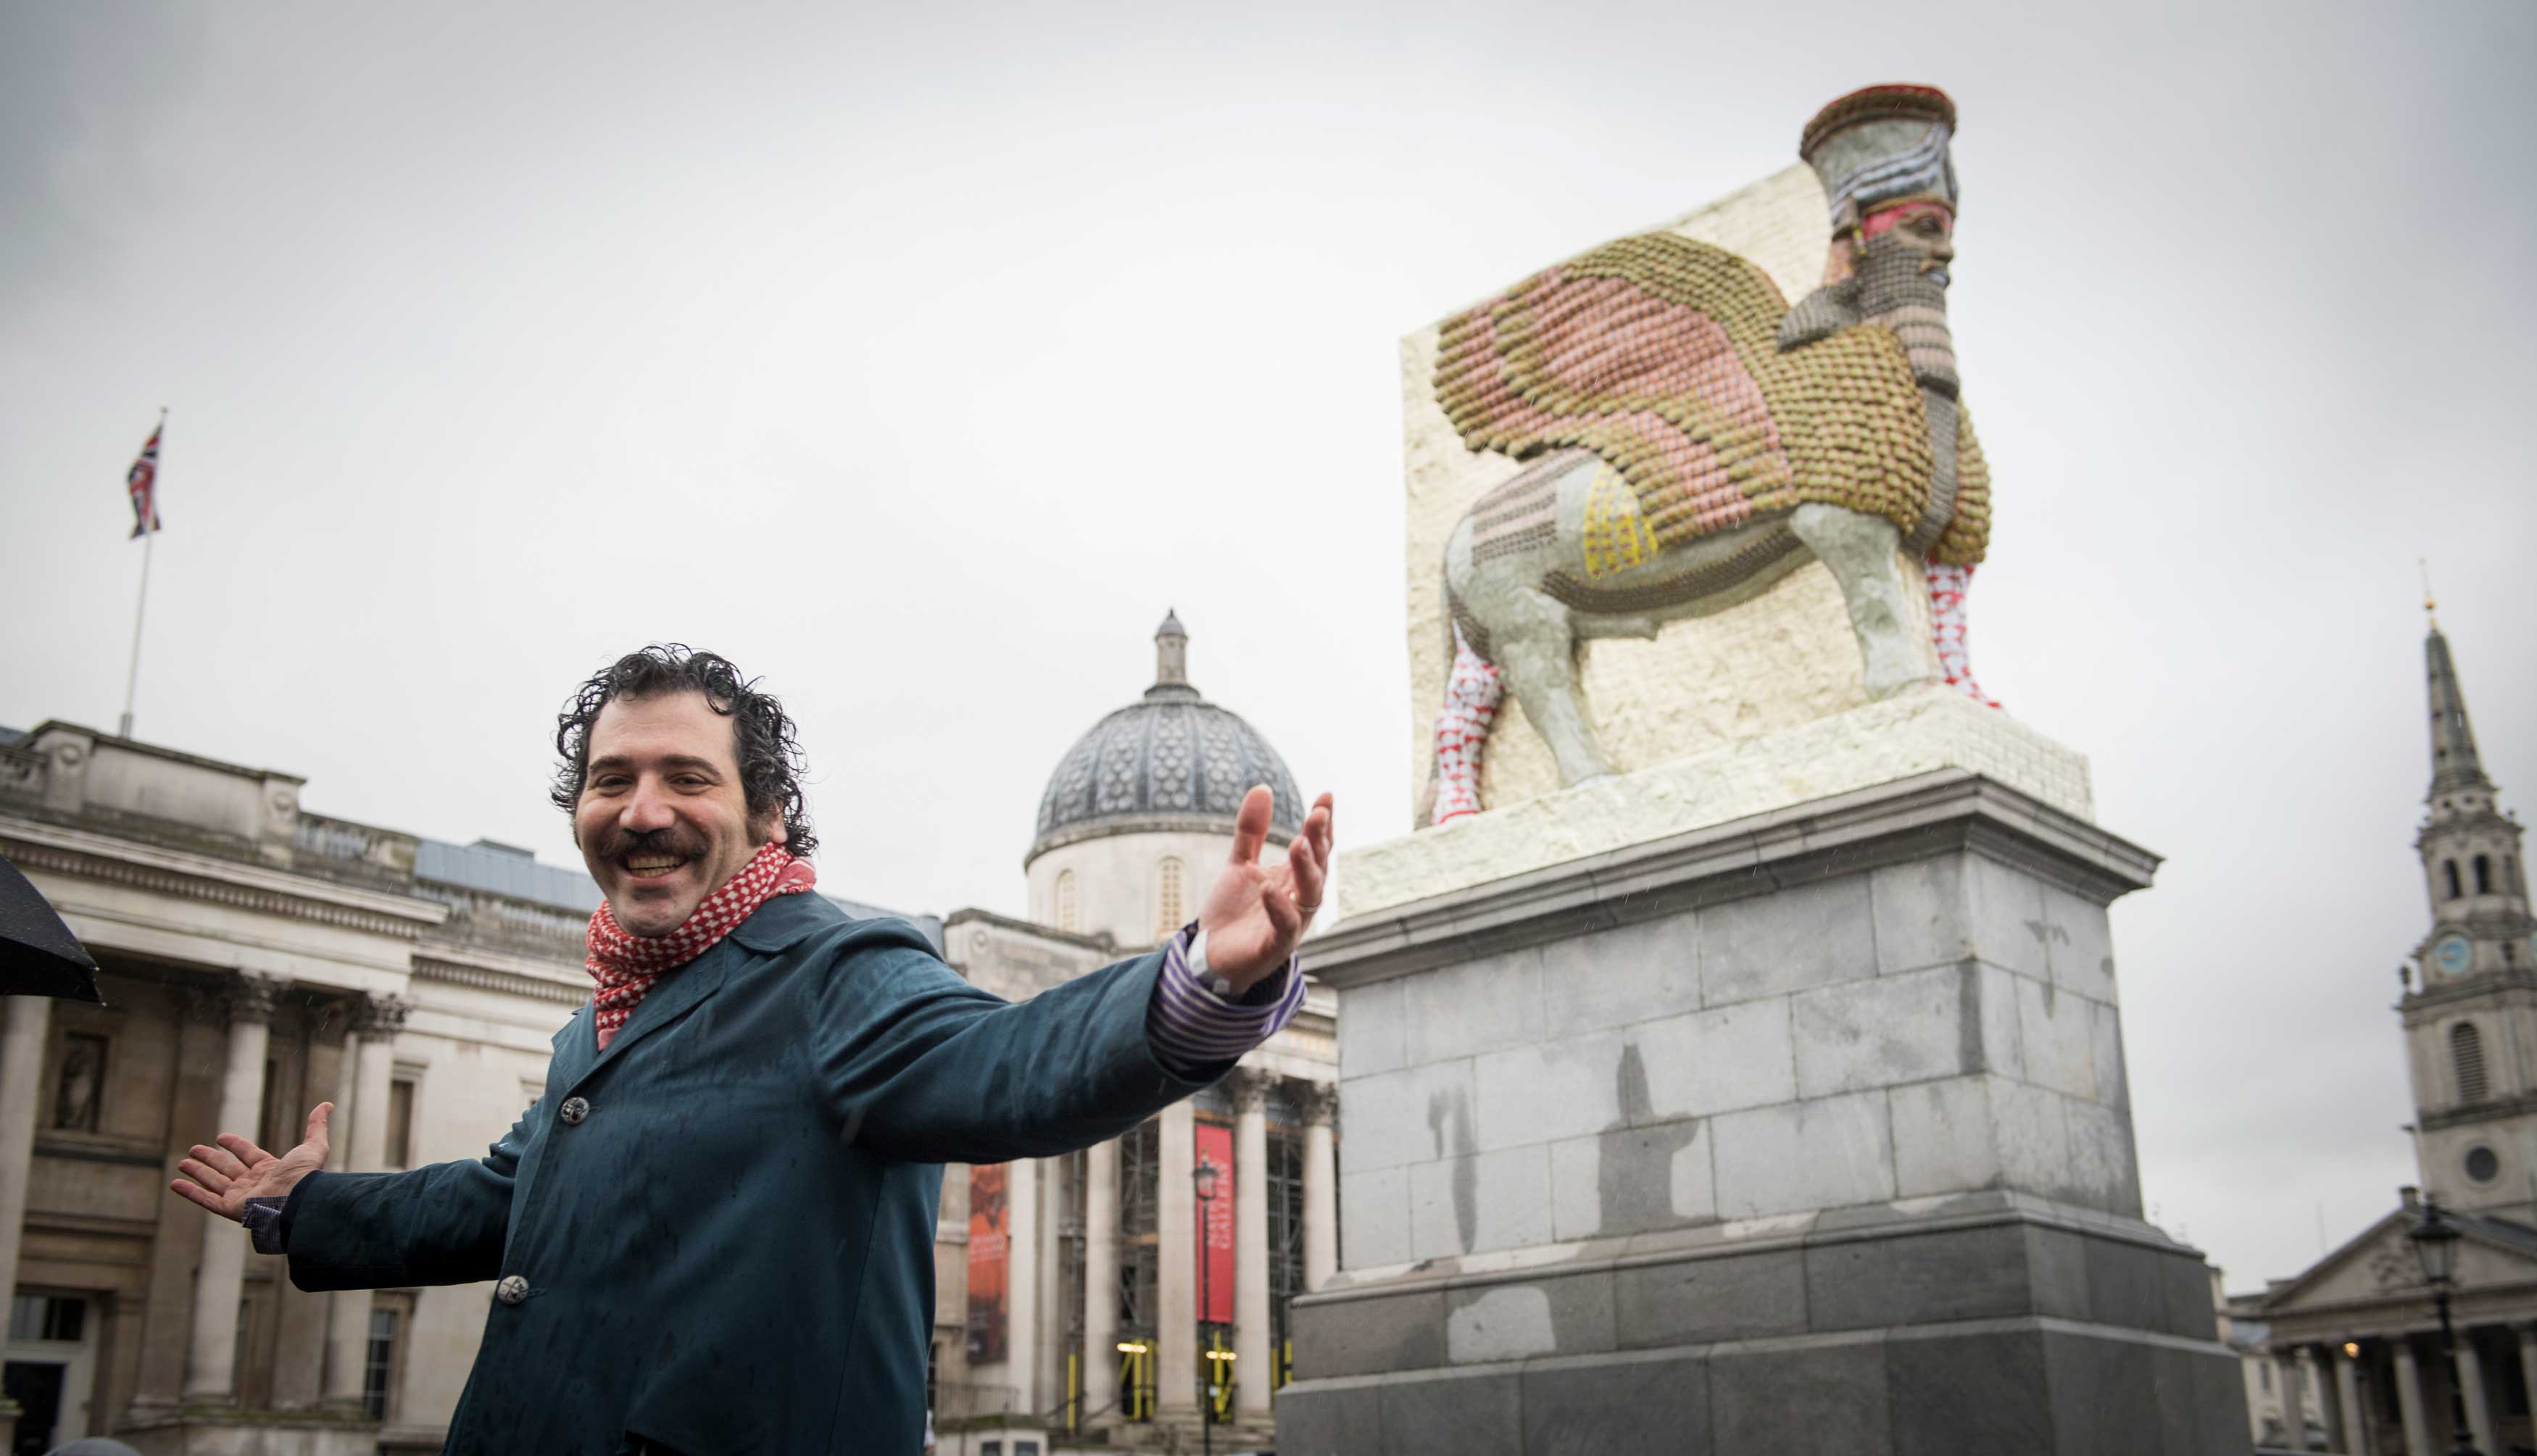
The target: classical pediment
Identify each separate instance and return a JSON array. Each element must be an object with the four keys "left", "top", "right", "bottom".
[{"left": 2267, "top": 1205, "right": 2537, "bottom": 1317}]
